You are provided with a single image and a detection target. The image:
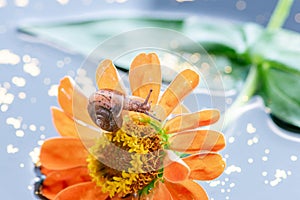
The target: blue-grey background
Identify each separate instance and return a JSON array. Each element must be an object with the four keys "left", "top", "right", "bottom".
[{"left": 1, "top": 0, "right": 300, "bottom": 199}]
